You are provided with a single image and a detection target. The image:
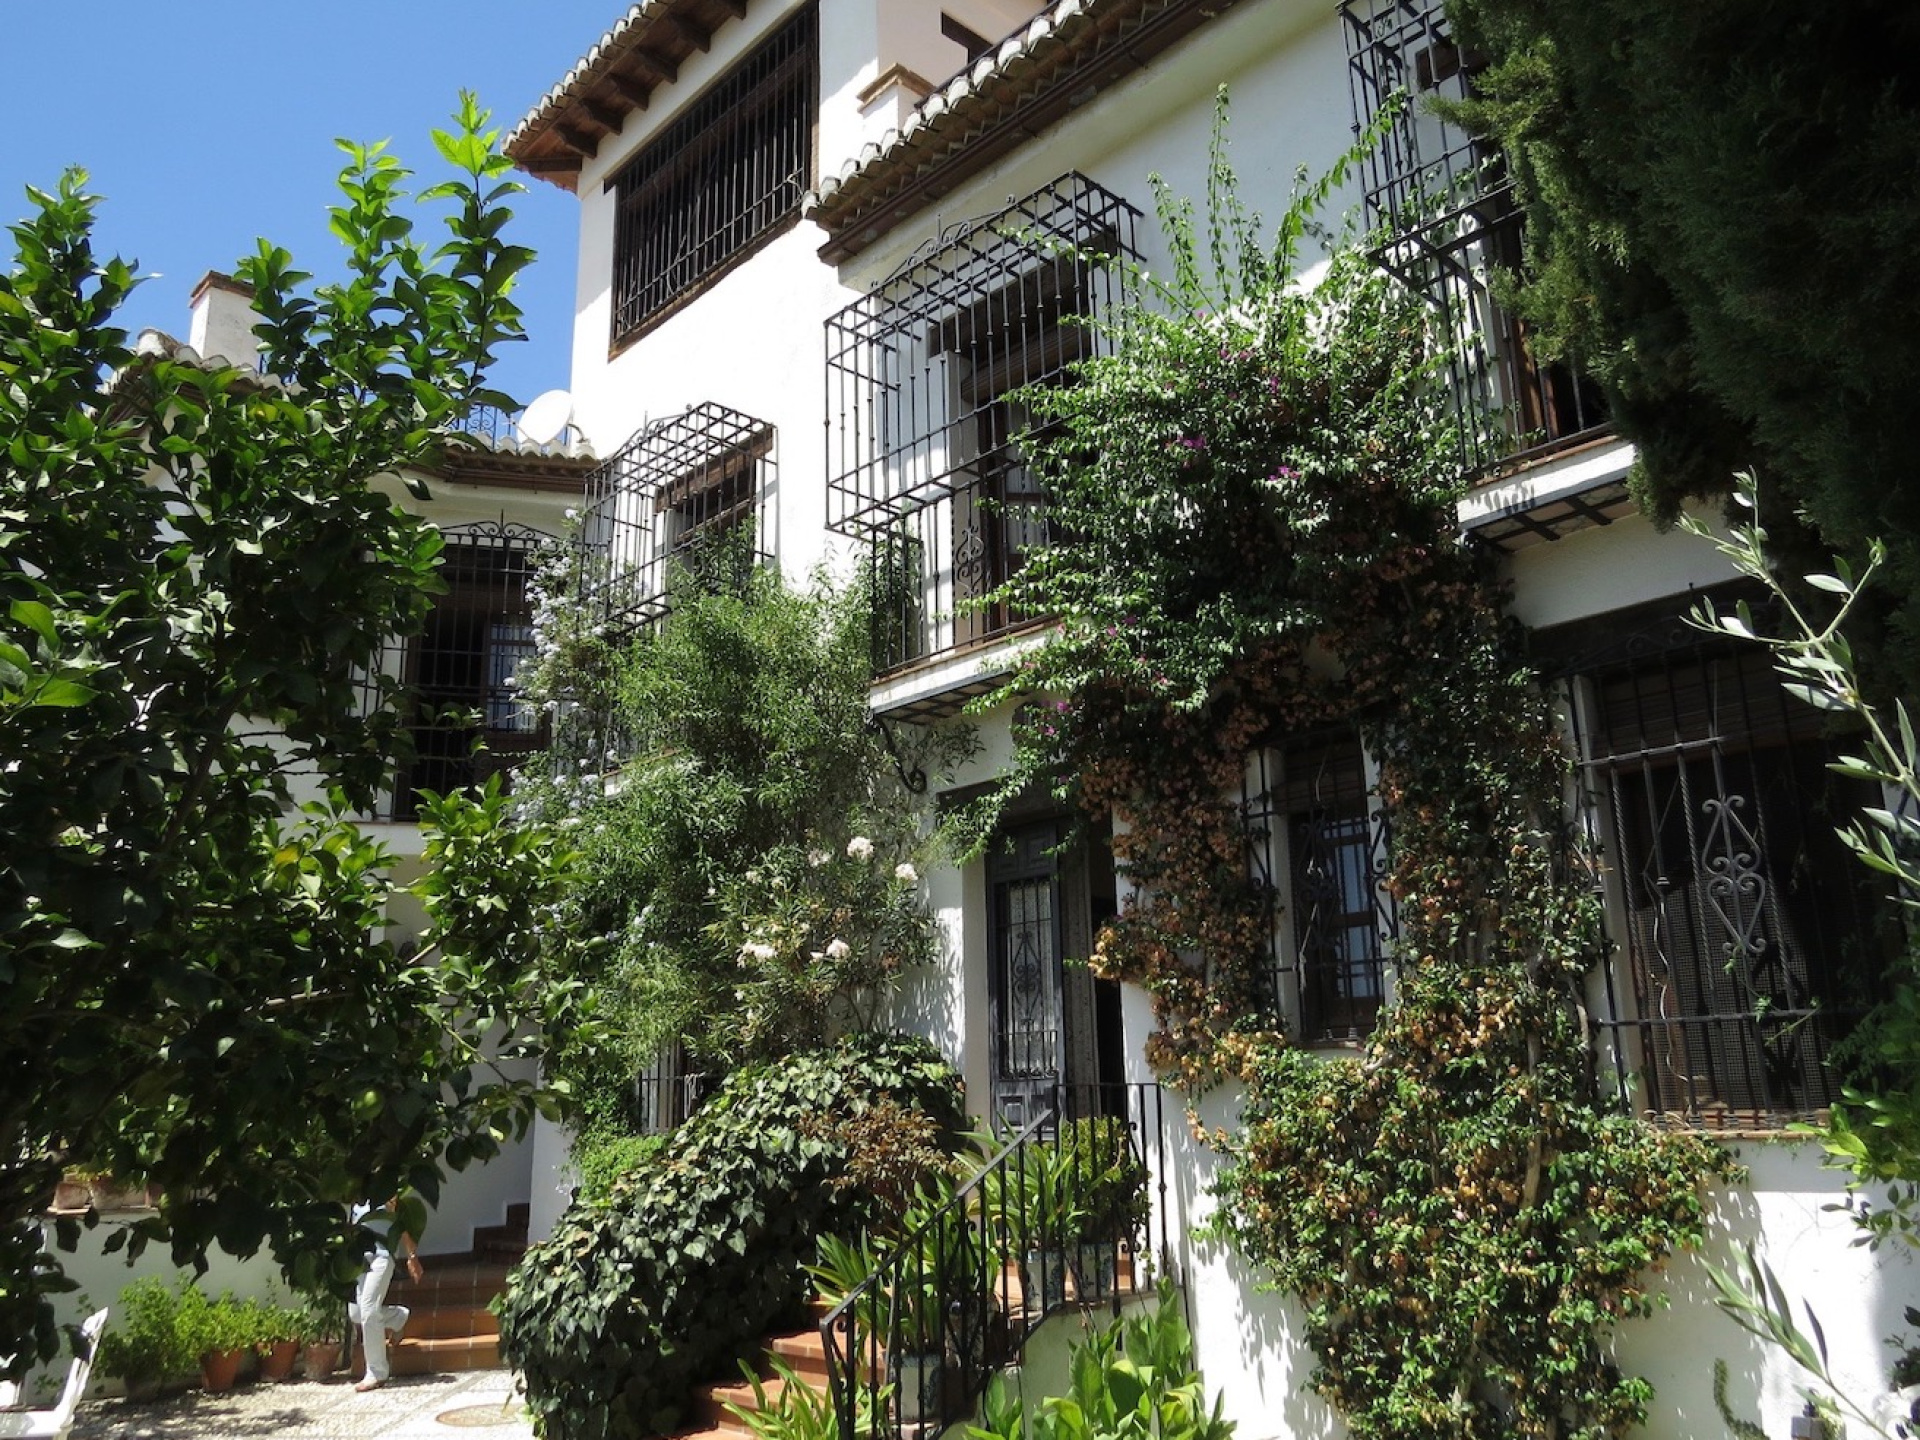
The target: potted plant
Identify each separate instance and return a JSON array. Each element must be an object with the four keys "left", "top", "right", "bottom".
[
  {"left": 886, "top": 1195, "right": 992, "bottom": 1426},
  {"left": 293, "top": 1289, "right": 349, "bottom": 1381},
  {"left": 178, "top": 1286, "right": 255, "bottom": 1392},
  {"left": 97, "top": 1275, "right": 195, "bottom": 1401},
  {"left": 984, "top": 1141, "right": 1083, "bottom": 1314},
  {"left": 252, "top": 1291, "right": 304, "bottom": 1382}
]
